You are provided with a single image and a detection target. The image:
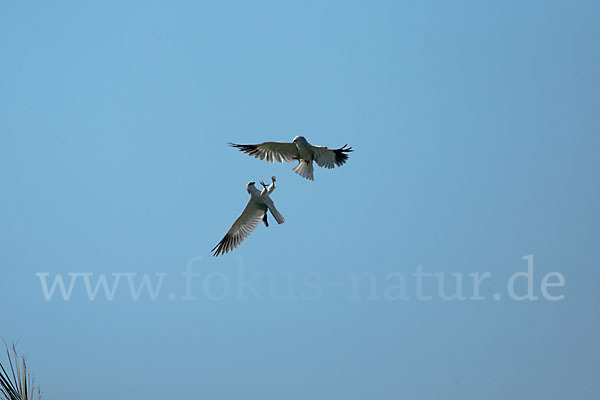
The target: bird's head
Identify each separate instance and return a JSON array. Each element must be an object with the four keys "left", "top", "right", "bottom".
[
  {"left": 293, "top": 135, "right": 307, "bottom": 145},
  {"left": 246, "top": 181, "right": 258, "bottom": 194}
]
